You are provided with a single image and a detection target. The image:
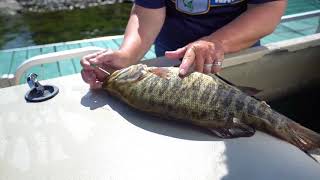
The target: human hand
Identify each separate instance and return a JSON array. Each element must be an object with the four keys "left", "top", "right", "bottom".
[
  {"left": 165, "top": 38, "right": 224, "bottom": 76},
  {"left": 80, "top": 49, "right": 131, "bottom": 89}
]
